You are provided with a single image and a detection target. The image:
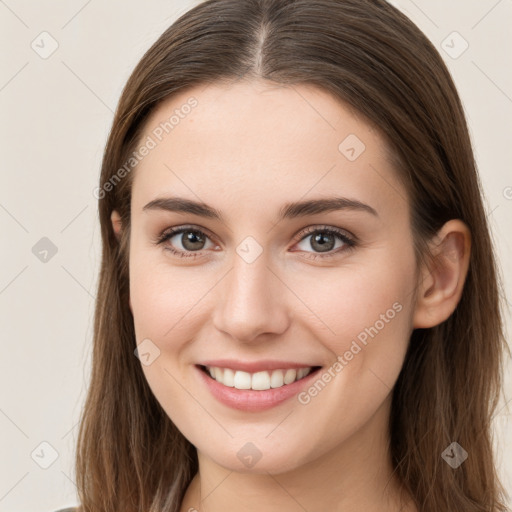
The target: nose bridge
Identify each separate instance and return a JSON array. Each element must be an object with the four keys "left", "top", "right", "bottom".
[{"left": 212, "top": 242, "right": 289, "bottom": 342}]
